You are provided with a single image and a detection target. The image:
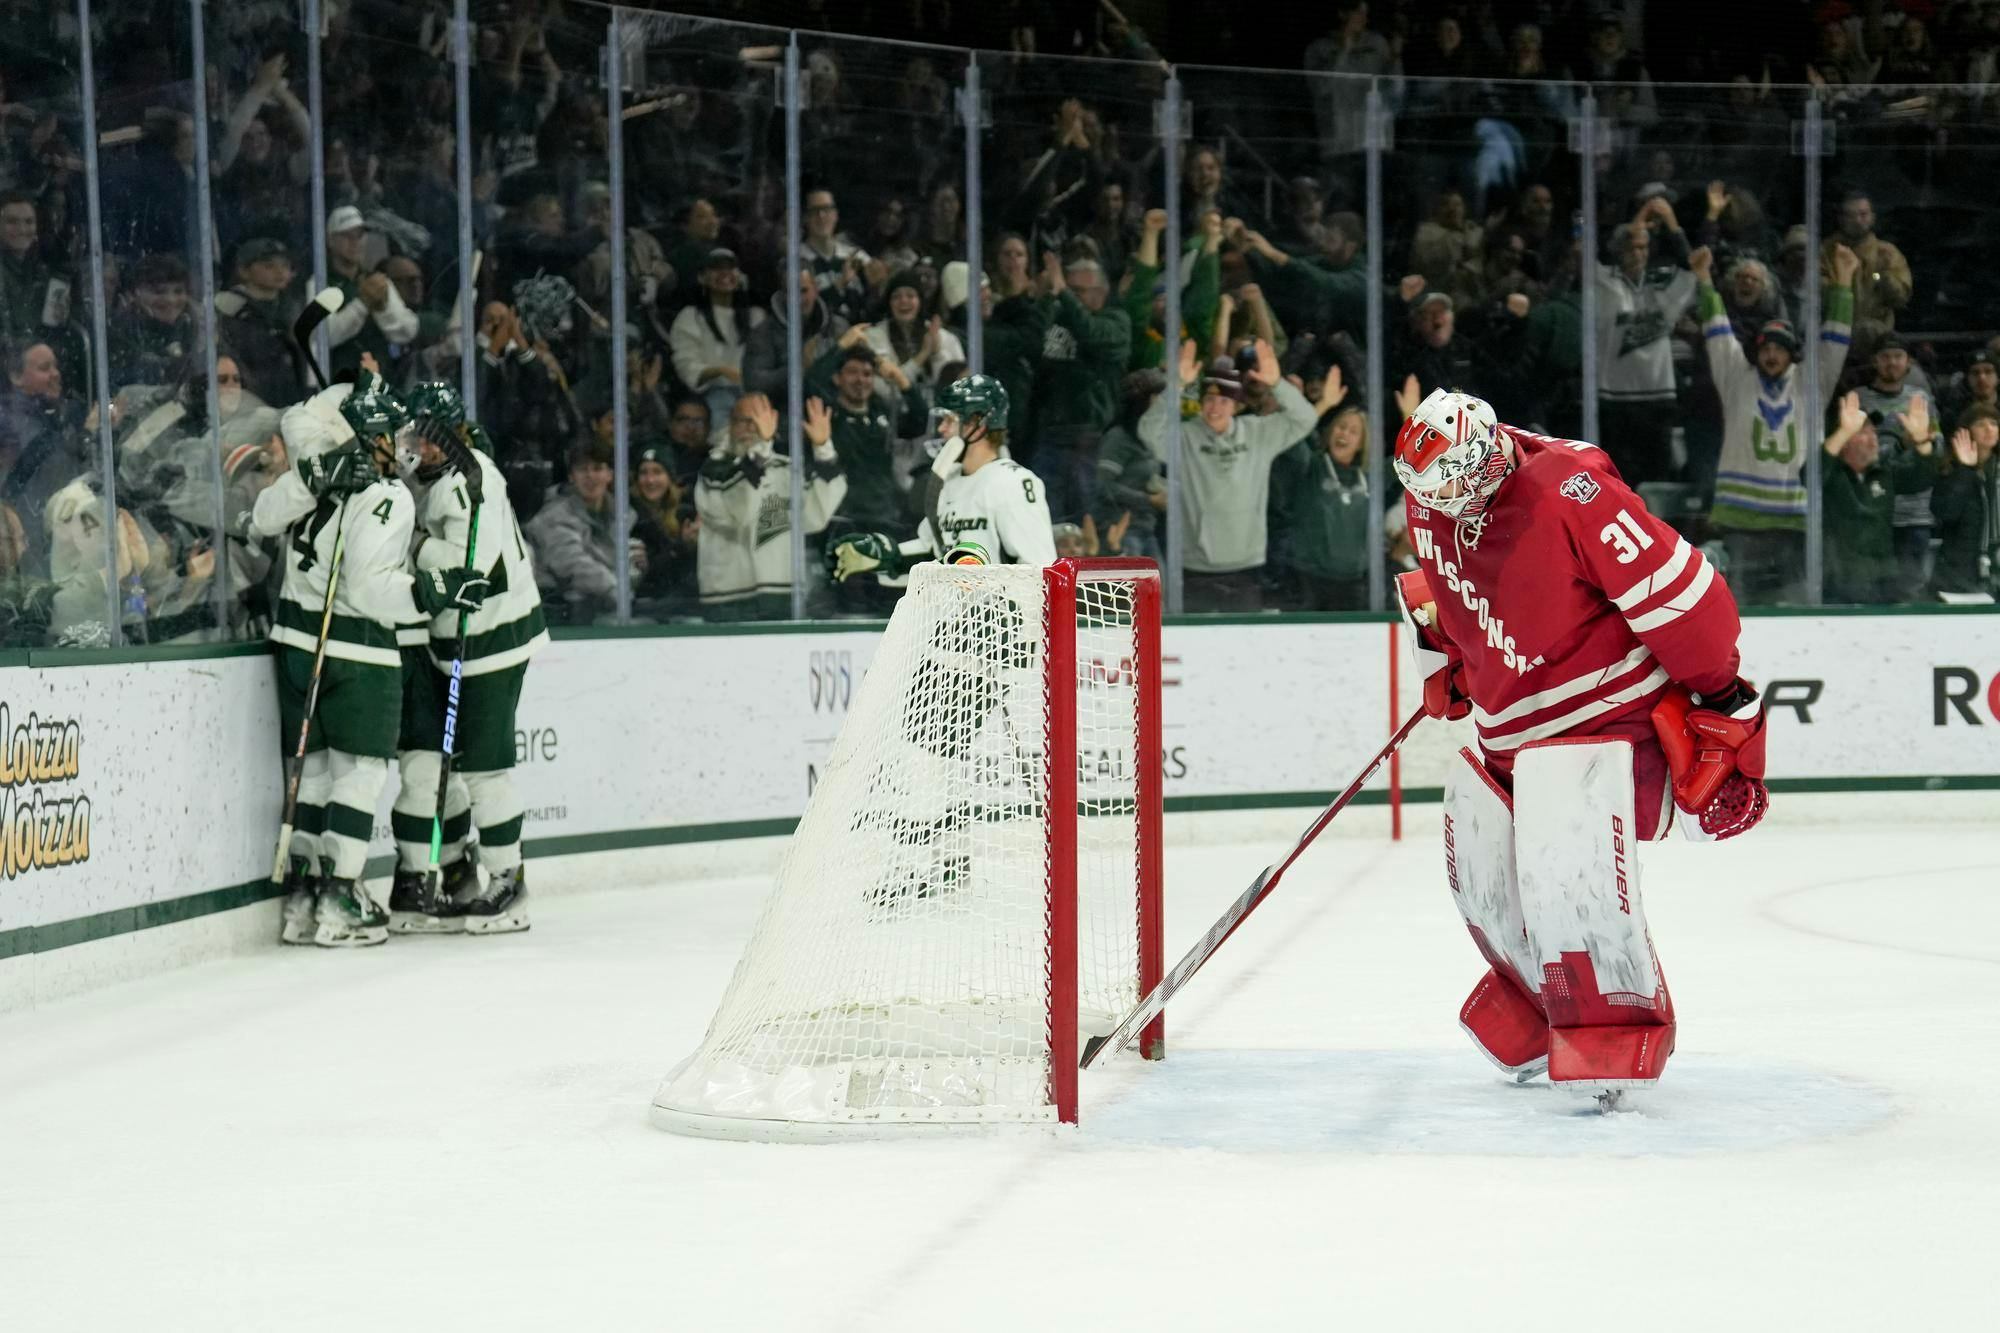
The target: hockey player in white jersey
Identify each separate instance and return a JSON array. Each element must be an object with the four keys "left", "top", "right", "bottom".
[
  {"left": 824, "top": 373, "right": 1056, "bottom": 582},
  {"left": 824, "top": 374, "right": 1055, "bottom": 906},
  {"left": 250, "top": 374, "right": 490, "bottom": 947},
  {"left": 386, "top": 382, "right": 549, "bottom": 935}
]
